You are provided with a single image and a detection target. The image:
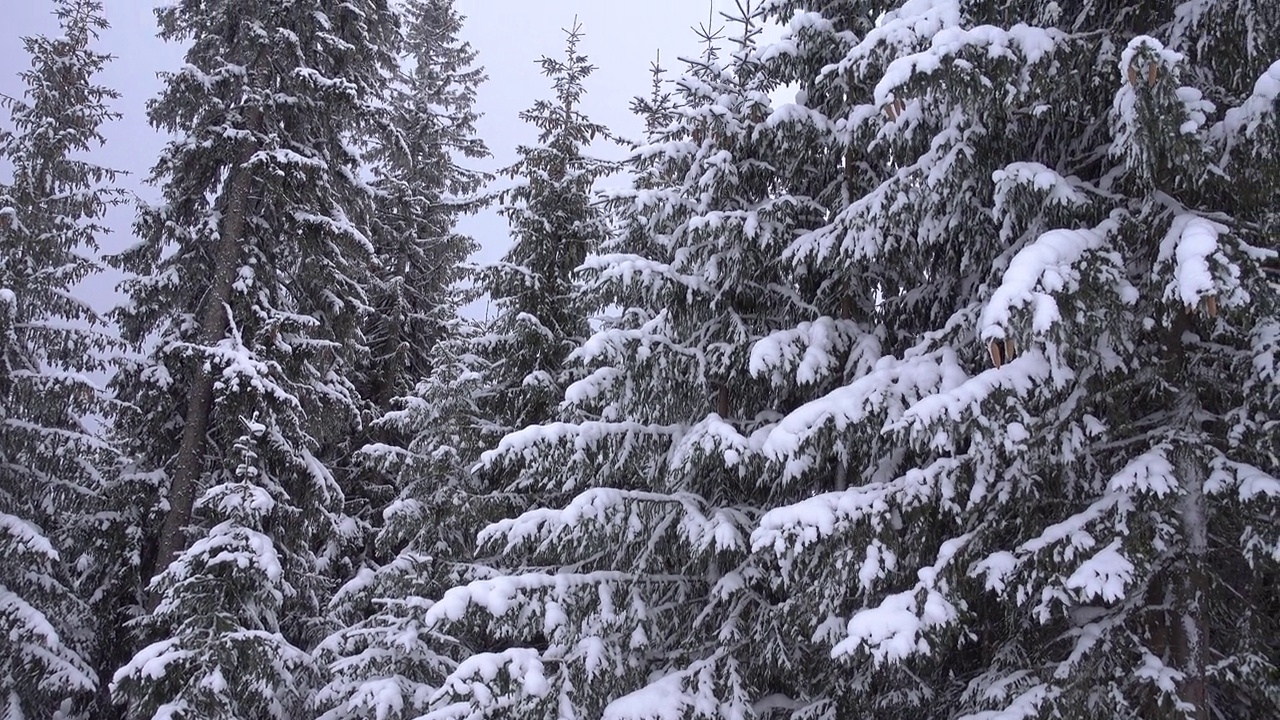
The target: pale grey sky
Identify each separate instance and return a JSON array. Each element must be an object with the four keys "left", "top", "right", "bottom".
[{"left": 0, "top": 0, "right": 740, "bottom": 318}]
